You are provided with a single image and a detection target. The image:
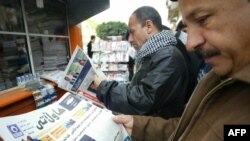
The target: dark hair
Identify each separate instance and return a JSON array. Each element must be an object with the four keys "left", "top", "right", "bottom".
[
  {"left": 125, "top": 30, "right": 129, "bottom": 41},
  {"left": 176, "top": 20, "right": 186, "bottom": 31},
  {"left": 162, "top": 25, "right": 171, "bottom": 30},
  {"left": 90, "top": 35, "right": 95, "bottom": 40},
  {"left": 132, "top": 6, "right": 162, "bottom": 31}
]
